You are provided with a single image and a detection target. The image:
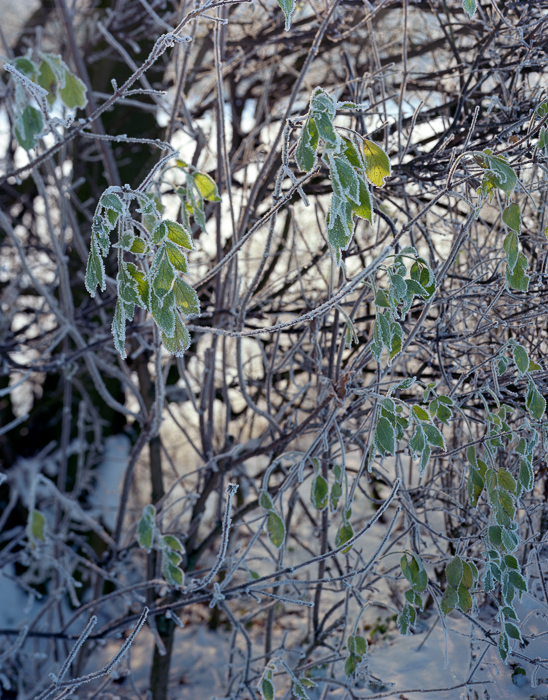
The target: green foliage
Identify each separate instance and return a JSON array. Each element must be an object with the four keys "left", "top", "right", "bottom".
[
  {"left": 344, "top": 634, "right": 368, "bottom": 677},
  {"left": 276, "top": 0, "right": 296, "bottom": 30},
  {"left": 397, "top": 553, "right": 427, "bottom": 635},
  {"left": 462, "top": 0, "right": 477, "bottom": 19},
  {"left": 174, "top": 161, "right": 221, "bottom": 235},
  {"left": 7, "top": 51, "right": 87, "bottom": 151},
  {"left": 259, "top": 486, "right": 286, "bottom": 547},
  {"left": 475, "top": 150, "right": 517, "bottom": 199},
  {"left": 137, "top": 504, "right": 156, "bottom": 551},
  {"left": 310, "top": 462, "right": 329, "bottom": 510},
  {"left": 335, "top": 518, "right": 354, "bottom": 553},
  {"left": 14, "top": 105, "right": 43, "bottom": 151},
  {"left": 294, "top": 87, "right": 387, "bottom": 265},
  {"left": 84, "top": 186, "right": 201, "bottom": 358},
  {"left": 137, "top": 505, "right": 185, "bottom": 587},
  {"left": 371, "top": 250, "right": 434, "bottom": 365},
  {"left": 29, "top": 509, "right": 46, "bottom": 543},
  {"left": 441, "top": 555, "right": 477, "bottom": 615}
]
